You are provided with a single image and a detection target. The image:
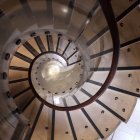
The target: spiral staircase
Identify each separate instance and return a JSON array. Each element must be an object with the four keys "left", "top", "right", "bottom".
[{"left": 0, "top": 0, "right": 140, "bottom": 140}]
